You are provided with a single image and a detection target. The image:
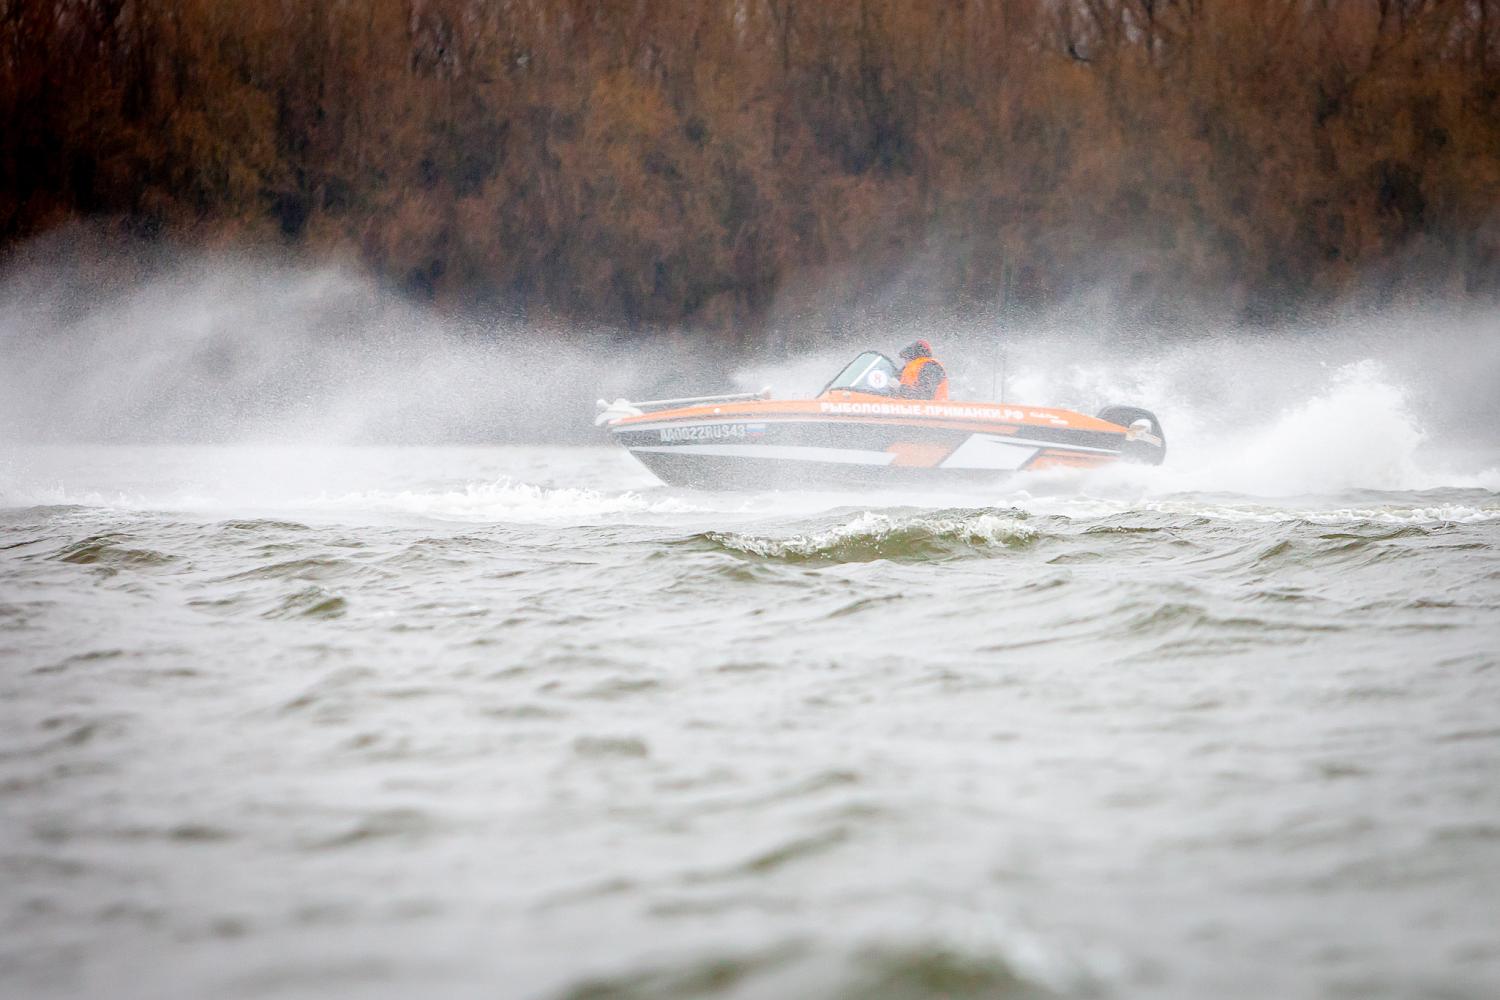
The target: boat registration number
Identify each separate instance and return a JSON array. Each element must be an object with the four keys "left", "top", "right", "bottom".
[{"left": 659, "top": 423, "right": 749, "bottom": 443}]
